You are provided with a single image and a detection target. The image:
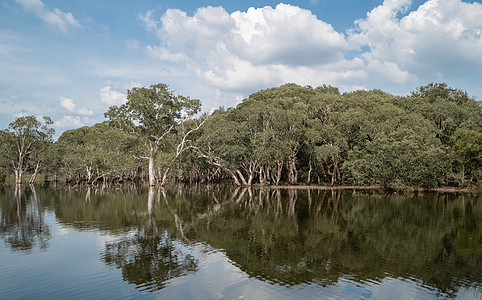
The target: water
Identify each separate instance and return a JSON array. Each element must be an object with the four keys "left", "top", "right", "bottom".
[{"left": 0, "top": 184, "right": 480, "bottom": 299}]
